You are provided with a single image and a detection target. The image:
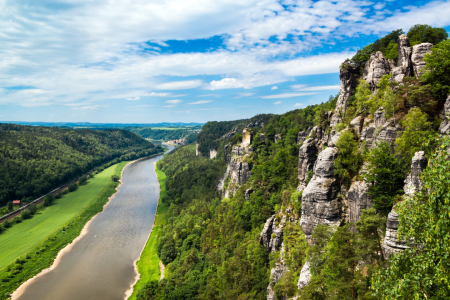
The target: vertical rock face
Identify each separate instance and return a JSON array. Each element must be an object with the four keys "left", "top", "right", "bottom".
[
  {"left": 260, "top": 215, "right": 275, "bottom": 252},
  {"left": 439, "top": 95, "right": 450, "bottom": 135},
  {"left": 297, "top": 127, "right": 311, "bottom": 144},
  {"left": 260, "top": 208, "right": 298, "bottom": 253},
  {"left": 242, "top": 128, "right": 253, "bottom": 146},
  {"left": 297, "top": 138, "right": 319, "bottom": 191},
  {"left": 388, "top": 59, "right": 396, "bottom": 71},
  {"left": 274, "top": 134, "right": 282, "bottom": 143},
  {"left": 411, "top": 43, "right": 433, "bottom": 78},
  {"left": 209, "top": 148, "right": 217, "bottom": 159},
  {"left": 350, "top": 115, "right": 364, "bottom": 136},
  {"left": 330, "top": 65, "right": 359, "bottom": 127},
  {"left": 390, "top": 35, "right": 413, "bottom": 83},
  {"left": 363, "top": 51, "right": 390, "bottom": 92},
  {"left": 267, "top": 243, "right": 288, "bottom": 300},
  {"left": 382, "top": 151, "right": 428, "bottom": 259},
  {"left": 297, "top": 262, "right": 311, "bottom": 290},
  {"left": 300, "top": 147, "right": 340, "bottom": 242},
  {"left": 347, "top": 181, "right": 372, "bottom": 224}
]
